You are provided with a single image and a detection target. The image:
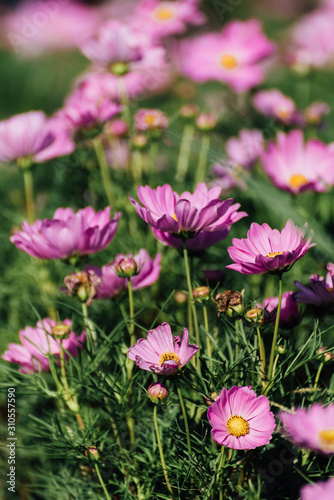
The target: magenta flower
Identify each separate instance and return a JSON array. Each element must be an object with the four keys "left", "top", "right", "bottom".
[
  {"left": 92, "top": 249, "right": 162, "bottom": 299},
  {"left": 294, "top": 263, "right": 334, "bottom": 307},
  {"left": 127, "top": 322, "right": 199, "bottom": 375},
  {"left": 300, "top": 477, "right": 334, "bottom": 500},
  {"left": 132, "top": 0, "right": 206, "bottom": 39},
  {"left": 0, "top": 111, "right": 74, "bottom": 164},
  {"left": 10, "top": 206, "right": 121, "bottom": 260},
  {"left": 178, "top": 19, "right": 275, "bottom": 93},
  {"left": 260, "top": 291, "right": 299, "bottom": 328},
  {"left": 1, "top": 318, "right": 86, "bottom": 374},
  {"left": 226, "top": 129, "right": 264, "bottom": 168},
  {"left": 227, "top": 219, "right": 315, "bottom": 275},
  {"left": 260, "top": 130, "right": 334, "bottom": 194},
  {"left": 207, "top": 386, "right": 276, "bottom": 450},
  {"left": 130, "top": 183, "right": 247, "bottom": 238},
  {"left": 252, "top": 89, "right": 303, "bottom": 125},
  {"left": 279, "top": 404, "right": 334, "bottom": 454}
]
